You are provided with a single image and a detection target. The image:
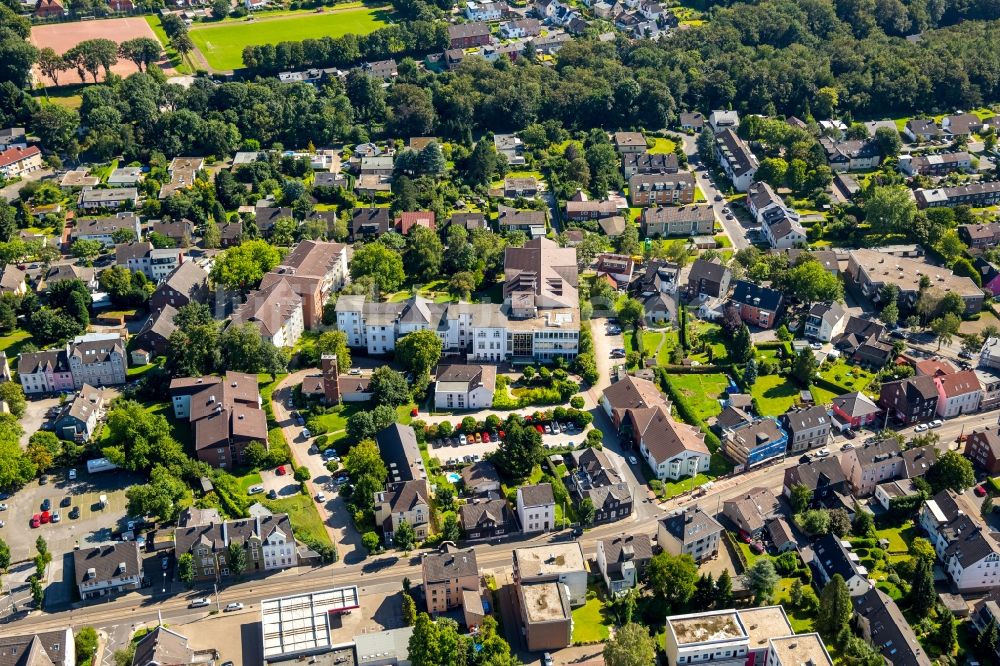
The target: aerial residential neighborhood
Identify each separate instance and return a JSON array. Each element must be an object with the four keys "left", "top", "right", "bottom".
[{"left": 1, "top": 0, "right": 1000, "bottom": 664}]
